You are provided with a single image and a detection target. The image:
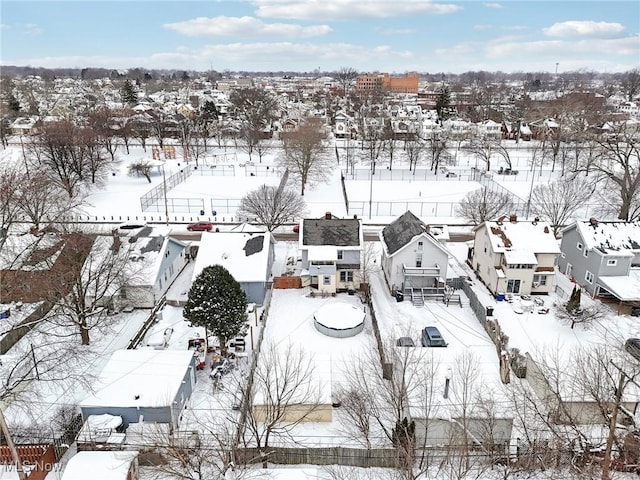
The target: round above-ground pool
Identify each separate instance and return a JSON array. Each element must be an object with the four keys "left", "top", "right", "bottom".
[{"left": 314, "top": 302, "right": 365, "bottom": 338}]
